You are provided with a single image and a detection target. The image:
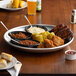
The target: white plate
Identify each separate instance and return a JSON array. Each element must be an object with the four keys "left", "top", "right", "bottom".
[
  {"left": 0, "top": 57, "right": 17, "bottom": 70},
  {"left": 3, "top": 24, "right": 74, "bottom": 53},
  {"left": 0, "top": 1, "right": 27, "bottom": 11}
]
